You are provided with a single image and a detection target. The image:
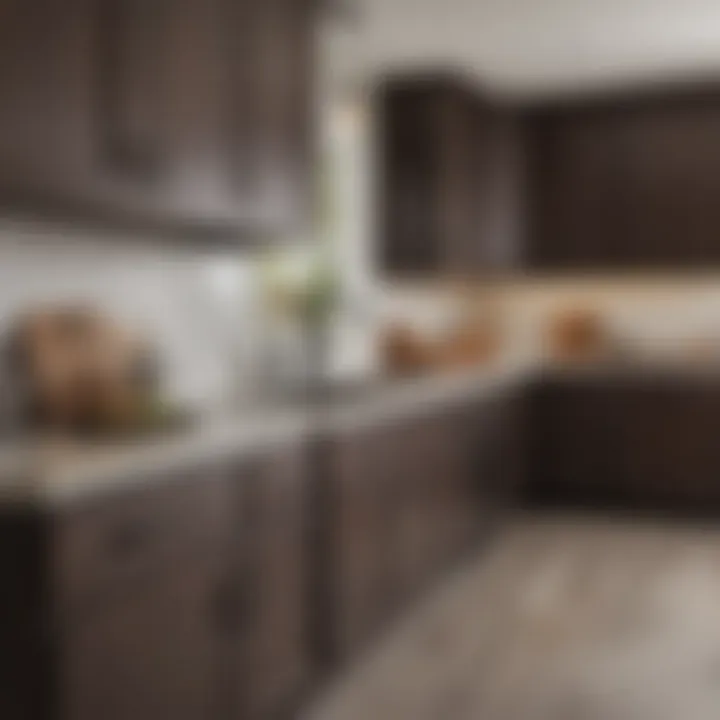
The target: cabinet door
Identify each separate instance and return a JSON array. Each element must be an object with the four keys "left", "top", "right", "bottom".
[
  {"left": 0, "top": 0, "right": 98, "bottom": 208},
  {"left": 444, "top": 103, "right": 523, "bottom": 274},
  {"left": 239, "top": 445, "right": 312, "bottom": 720},
  {"left": 618, "top": 381, "right": 720, "bottom": 510},
  {"left": 529, "top": 381, "right": 627, "bottom": 505},
  {"left": 0, "top": 0, "right": 216, "bottom": 227},
  {"left": 0, "top": 0, "right": 315, "bottom": 232},
  {"left": 330, "top": 426, "right": 393, "bottom": 660},
  {"left": 529, "top": 109, "right": 630, "bottom": 268},
  {"left": 476, "top": 392, "right": 526, "bottom": 509},
  {"left": 384, "top": 412, "right": 444, "bottom": 613},
  {"left": 228, "top": 0, "right": 315, "bottom": 231},
  {"left": 379, "top": 84, "right": 443, "bottom": 275},
  {"left": 63, "top": 557, "right": 222, "bottom": 720},
  {"left": 623, "top": 102, "right": 720, "bottom": 267},
  {"left": 472, "top": 112, "right": 525, "bottom": 271}
]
